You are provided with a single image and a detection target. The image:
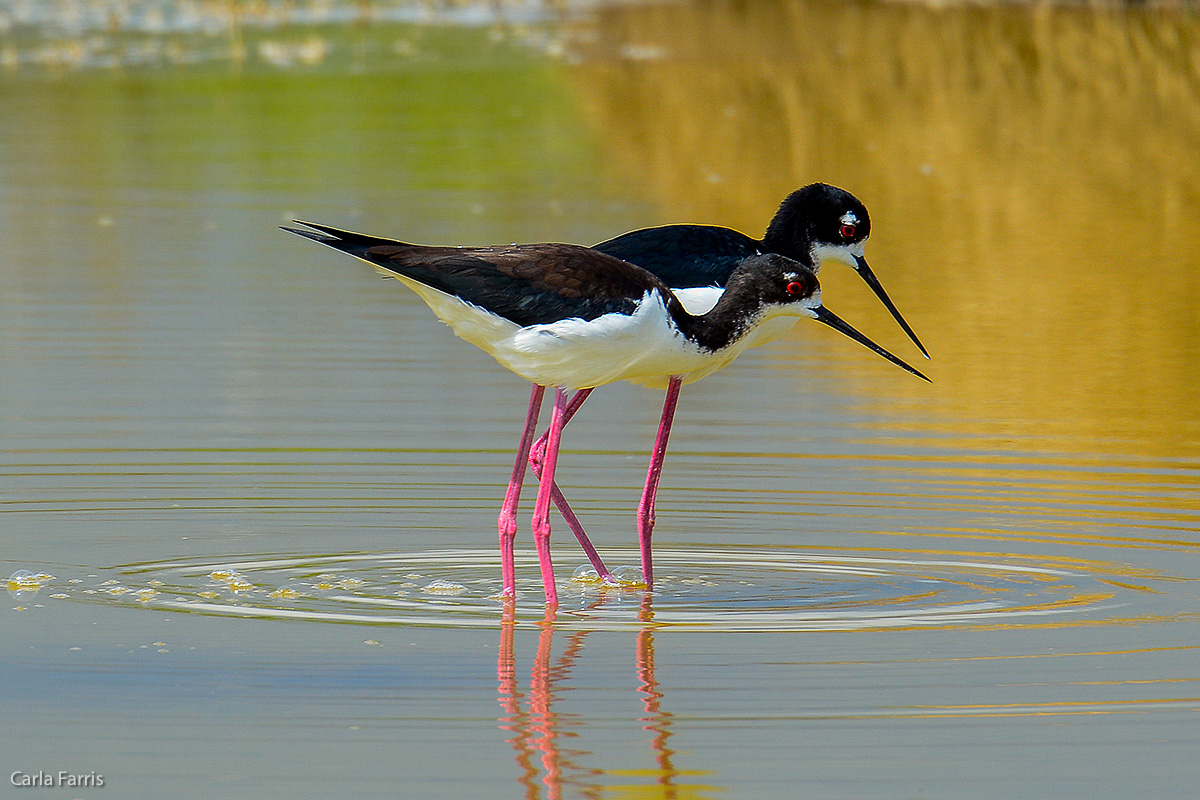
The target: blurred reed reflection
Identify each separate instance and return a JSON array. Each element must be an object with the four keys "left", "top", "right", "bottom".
[{"left": 570, "top": 1, "right": 1200, "bottom": 456}]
